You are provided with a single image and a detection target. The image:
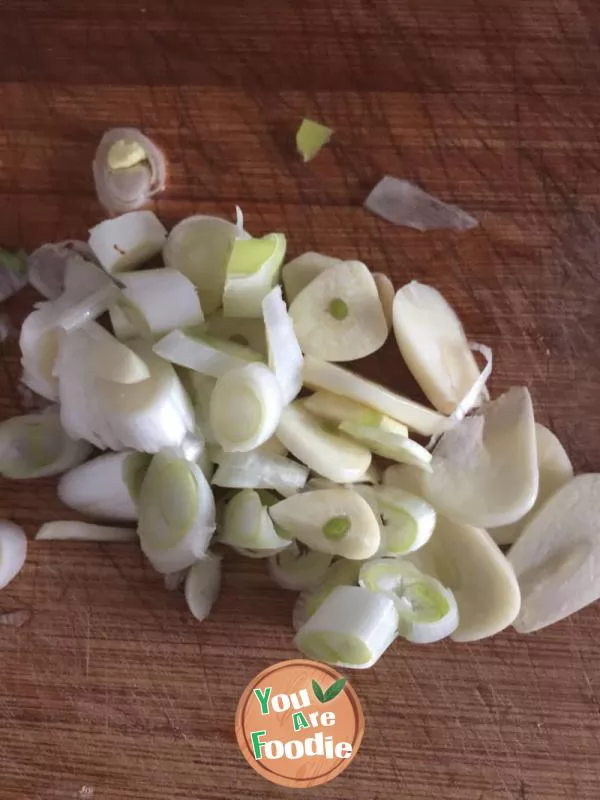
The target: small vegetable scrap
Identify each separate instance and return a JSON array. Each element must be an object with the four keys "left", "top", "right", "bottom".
[
  {"left": 365, "top": 175, "right": 478, "bottom": 232},
  {"left": 93, "top": 128, "right": 167, "bottom": 215},
  {"left": 1, "top": 134, "right": 597, "bottom": 677},
  {"left": 296, "top": 119, "right": 333, "bottom": 162}
]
